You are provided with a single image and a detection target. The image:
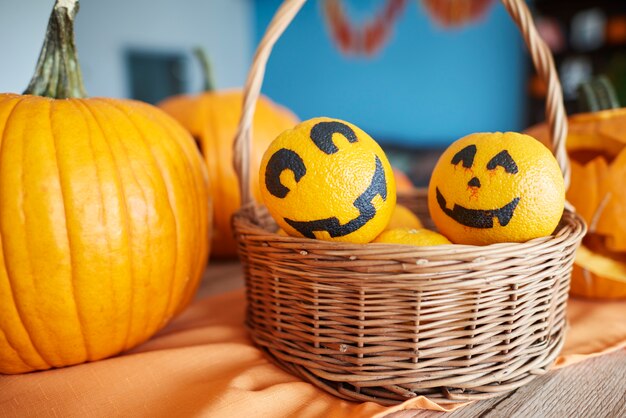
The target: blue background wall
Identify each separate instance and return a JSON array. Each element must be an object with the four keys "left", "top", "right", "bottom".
[{"left": 254, "top": 0, "right": 528, "bottom": 148}]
